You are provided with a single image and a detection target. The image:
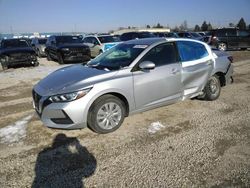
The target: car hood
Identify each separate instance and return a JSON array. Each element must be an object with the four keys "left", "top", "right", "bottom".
[
  {"left": 34, "top": 64, "right": 118, "bottom": 96},
  {"left": 57, "top": 43, "right": 89, "bottom": 49},
  {"left": 0, "top": 47, "right": 35, "bottom": 55}
]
